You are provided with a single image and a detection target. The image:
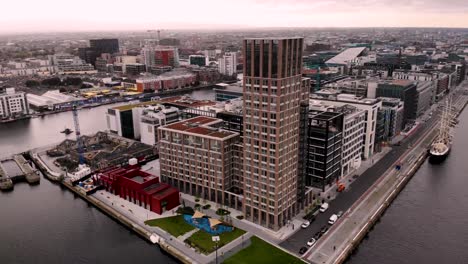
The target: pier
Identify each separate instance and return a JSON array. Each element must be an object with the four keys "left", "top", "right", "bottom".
[{"left": 0, "top": 154, "right": 40, "bottom": 191}]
